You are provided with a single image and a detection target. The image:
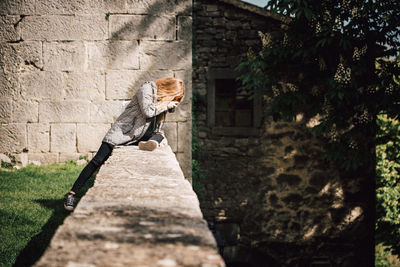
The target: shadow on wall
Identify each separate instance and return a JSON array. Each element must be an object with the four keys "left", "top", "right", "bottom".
[
  {"left": 106, "top": 1, "right": 192, "bottom": 100},
  {"left": 200, "top": 118, "right": 373, "bottom": 266}
]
